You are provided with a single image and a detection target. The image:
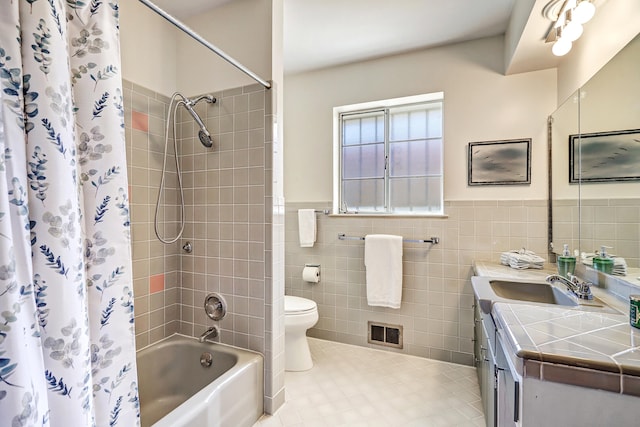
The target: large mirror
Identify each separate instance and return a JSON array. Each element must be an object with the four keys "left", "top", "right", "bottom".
[{"left": 550, "top": 33, "right": 640, "bottom": 282}]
